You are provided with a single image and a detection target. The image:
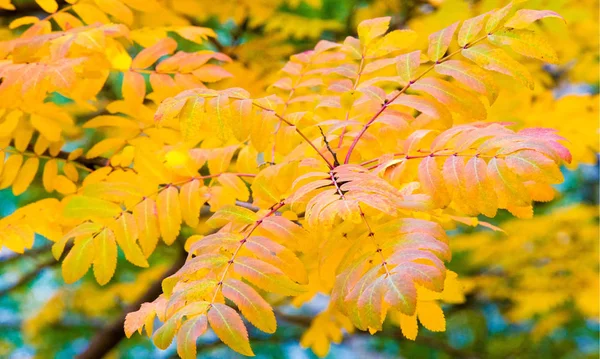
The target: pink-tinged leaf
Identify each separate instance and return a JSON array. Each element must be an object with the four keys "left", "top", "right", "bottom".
[
  {"left": 187, "top": 233, "right": 241, "bottom": 257},
  {"left": 233, "top": 256, "right": 306, "bottom": 295},
  {"left": 92, "top": 227, "right": 117, "bottom": 285},
  {"left": 427, "top": 22, "right": 459, "bottom": 62},
  {"left": 357, "top": 17, "right": 391, "bottom": 44},
  {"left": 489, "top": 29, "right": 558, "bottom": 63},
  {"left": 157, "top": 186, "right": 182, "bottom": 245},
  {"left": 134, "top": 198, "right": 160, "bottom": 257},
  {"left": 207, "top": 303, "right": 254, "bottom": 356},
  {"left": 383, "top": 273, "right": 417, "bottom": 315},
  {"left": 192, "top": 65, "right": 233, "bottom": 83},
  {"left": 396, "top": 50, "right": 421, "bottom": 83},
  {"left": 245, "top": 236, "right": 308, "bottom": 284},
  {"left": 357, "top": 278, "right": 385, "bottom": 332},
  {"left": 132, "top": 38, "right": 177, "bottom": 70},
  {"left": 411, "top": 78, "right": 486, "bottom": 121},
  {"left": 487, "top": 157, "right": 530, "bottom": 207},
  {"left": 176, "top": 315, "right": 208, "bottom": 359},
  {"left": 464, "top": 157, "right": 497, "bottom": 217},
  {"left": 258, "top": 216, "right": 309, "bottom": 253},
  {"left": 418, "top": 156, "right": 450, "bottom": 207},
  {"left": 462, "top": 43, "right": 534, "bottom": 89},
  {"left": 222, "top": 278, "right": 277, "bottom": 333},
  {"left": 206, "top": 205, "right": 258, "bottom": 228},
  {"left": 363, "top": 57, "right": 397, "bottom": 74},
  {"left": 125, "top": 302, "right": 157, "bottom": 337},
  {"left": 345, "top": 266, "right": 380, "bottom": 330},
  {"left": 504, "top": 9, "right": 565, "bottom": 29},
  {"left": 485, "top": 1, "right": 514, "bottom": 33},
  {"left": 458, "top": 13, "right": 488, "bottom": 47},
  {"left": 435, "top": 59, "right": 498, "bottom": 103},
  {"left": 122, "top": 71, "right": 146, "bottom": 103},
  {"left": 505, "top": 150, "right": 563, "bottom": 184},
  {"left": 441, "top": 155, "right": 474, "bottom": 213},
  {"left": 391, "top": 94, "right": 452, "bottom": 127},
  {"left": 387, "top": 249, "right": 445, "bottom": 271}
]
